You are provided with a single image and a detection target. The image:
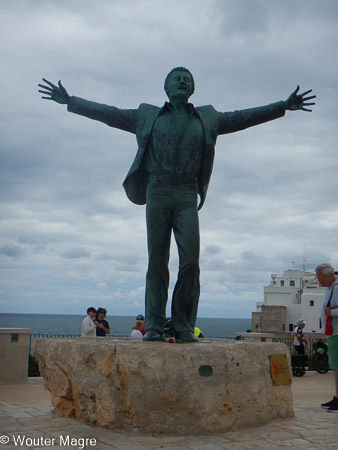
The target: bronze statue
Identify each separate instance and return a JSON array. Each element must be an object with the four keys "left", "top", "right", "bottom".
[{"left": 39, "top": 68, "right": 315, "bottom": 342}]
